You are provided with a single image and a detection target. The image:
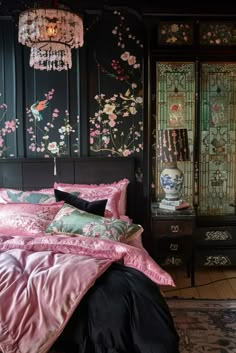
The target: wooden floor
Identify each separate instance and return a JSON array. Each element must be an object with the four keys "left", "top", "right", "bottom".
[{"left": 161, "top": 266, "right": 236, "bottom": 299}]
